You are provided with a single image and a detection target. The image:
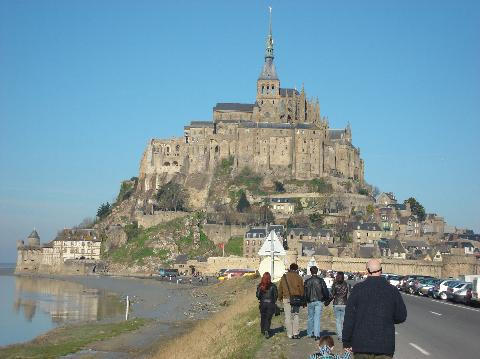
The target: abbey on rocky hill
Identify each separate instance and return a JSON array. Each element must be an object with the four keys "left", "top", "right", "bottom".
[{"left": 139, "top": 11, "right": 364, "bottom": 193}]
